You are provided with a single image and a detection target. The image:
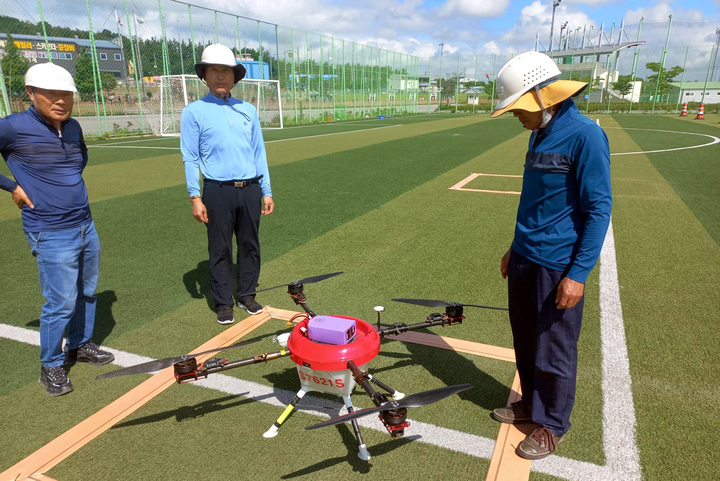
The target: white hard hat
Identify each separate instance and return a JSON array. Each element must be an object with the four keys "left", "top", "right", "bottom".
[
  {"left": 24, "top": 62, "right": 77, "bottom": 92},
  {"left": 491, "top": 51, "right": 560, "bottom": 117},
  {"left": 194, "top": 43, "right": 246, "bottom": 83}
]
